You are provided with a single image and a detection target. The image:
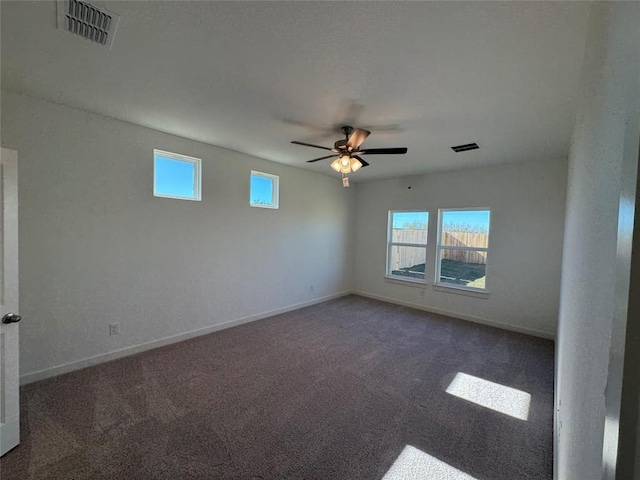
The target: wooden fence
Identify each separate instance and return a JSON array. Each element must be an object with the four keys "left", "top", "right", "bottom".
[
  {"left": 390, "top": 229, "right": 427, "bottom": 272},
  {"left": 390, "top": 229, "right": 488, "bottom": 271},
  {"left": 441, "top": 232, "right": 487, "bottom": 264}
]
